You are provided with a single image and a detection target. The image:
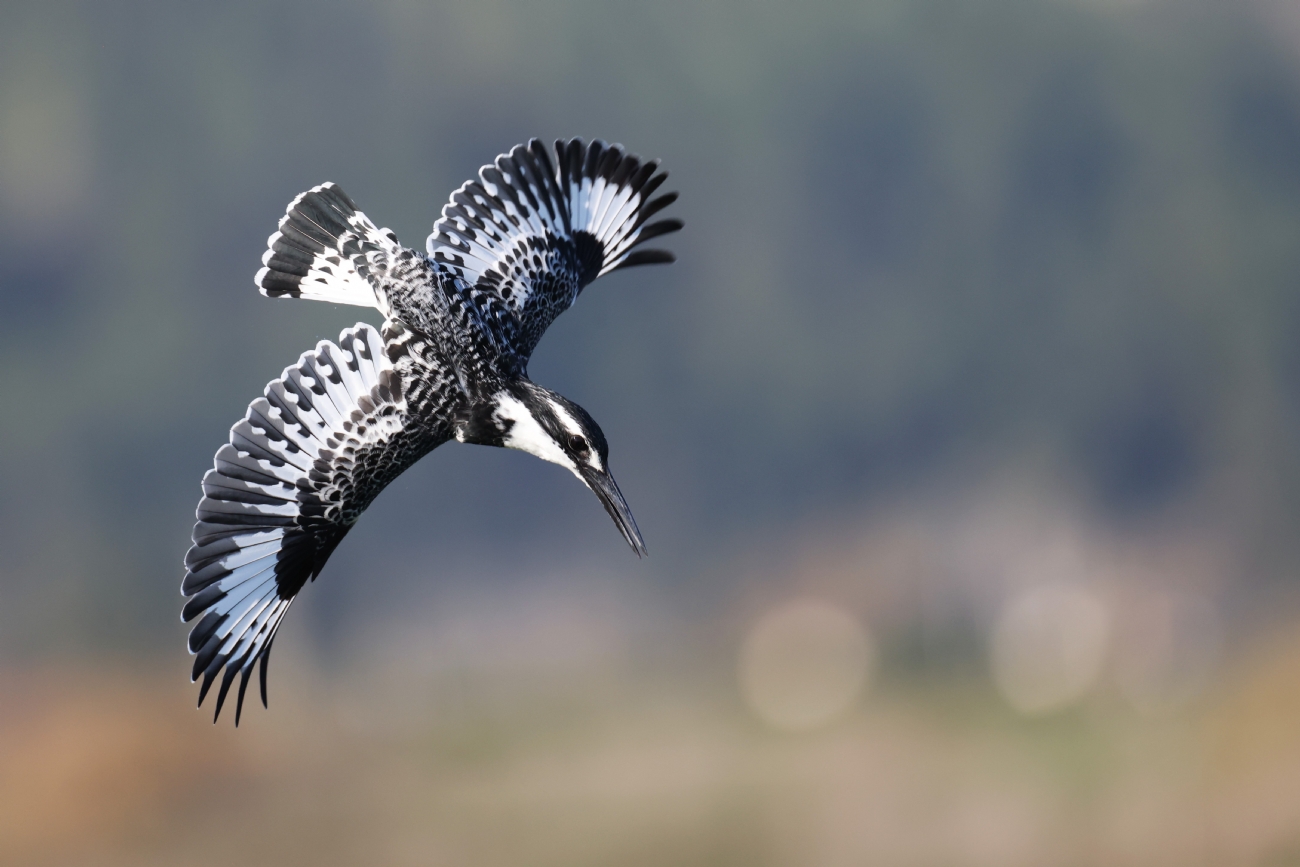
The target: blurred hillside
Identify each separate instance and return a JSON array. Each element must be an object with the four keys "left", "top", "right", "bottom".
[{"left": 5, "top": 0, "right": 1300, "bottom": 863}]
